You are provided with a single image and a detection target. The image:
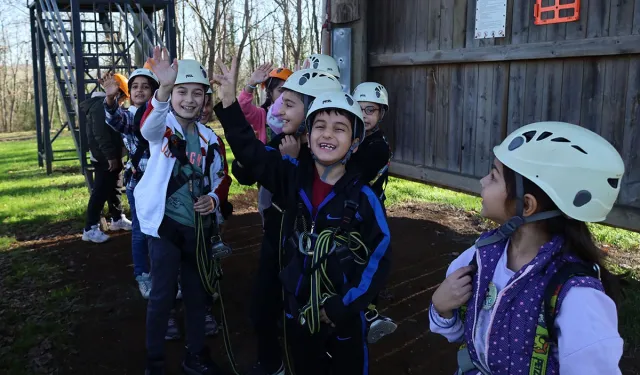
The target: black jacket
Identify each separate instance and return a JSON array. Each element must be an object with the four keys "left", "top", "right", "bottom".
[
  {"left": 216, "top": 101, "right": 391, "bottom": 326},
  {"left": 81, "top": 96, "right": 123, "bottom": 163},
  {"left": 232, "top": 132, "right": 312, "bottom": 232},
  {"left": 347, "top": 129, "right": 391, "bottom": 200}
]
